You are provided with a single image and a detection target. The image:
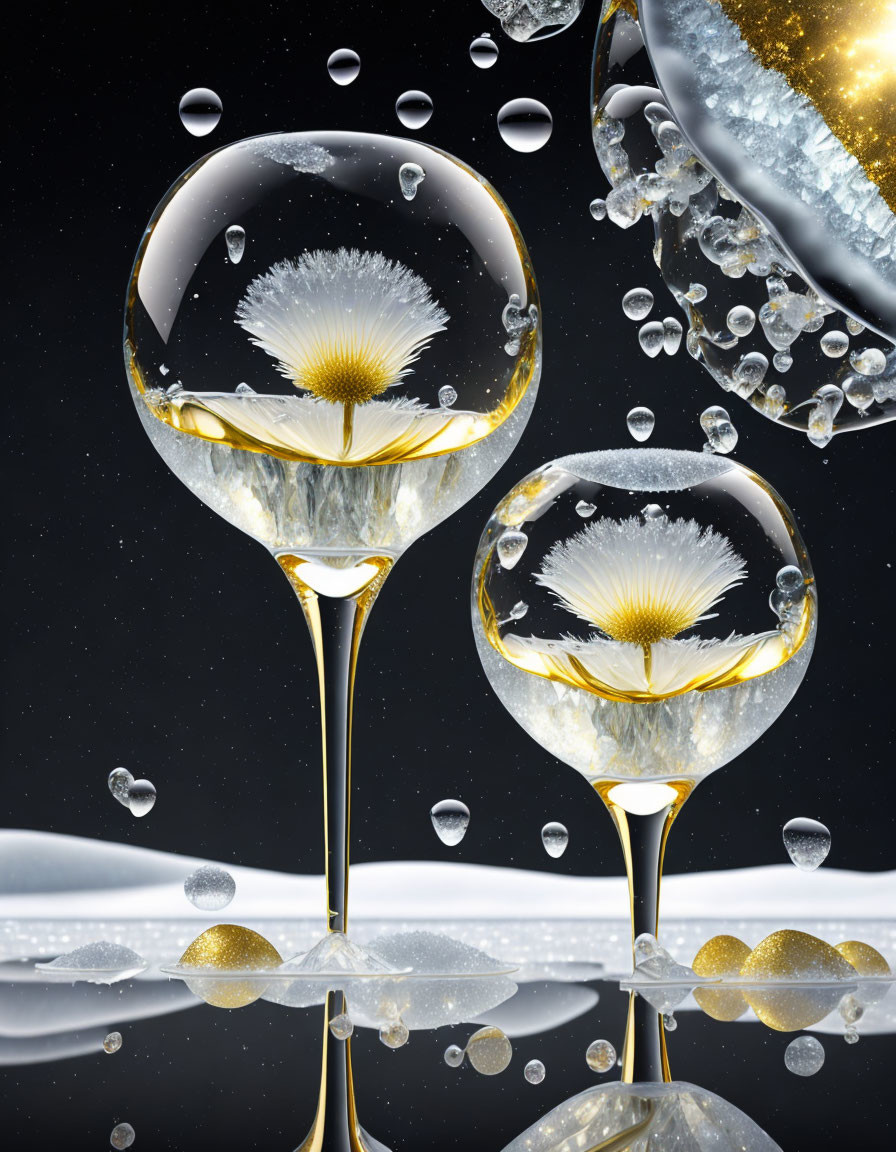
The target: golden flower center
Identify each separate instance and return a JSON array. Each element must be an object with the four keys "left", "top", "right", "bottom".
[
  {"left": 599, "top": 600, "right": 695, "bottom": 645},
  {"left": 301, "top": 345, "right": 391, "bottom": 405}
]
